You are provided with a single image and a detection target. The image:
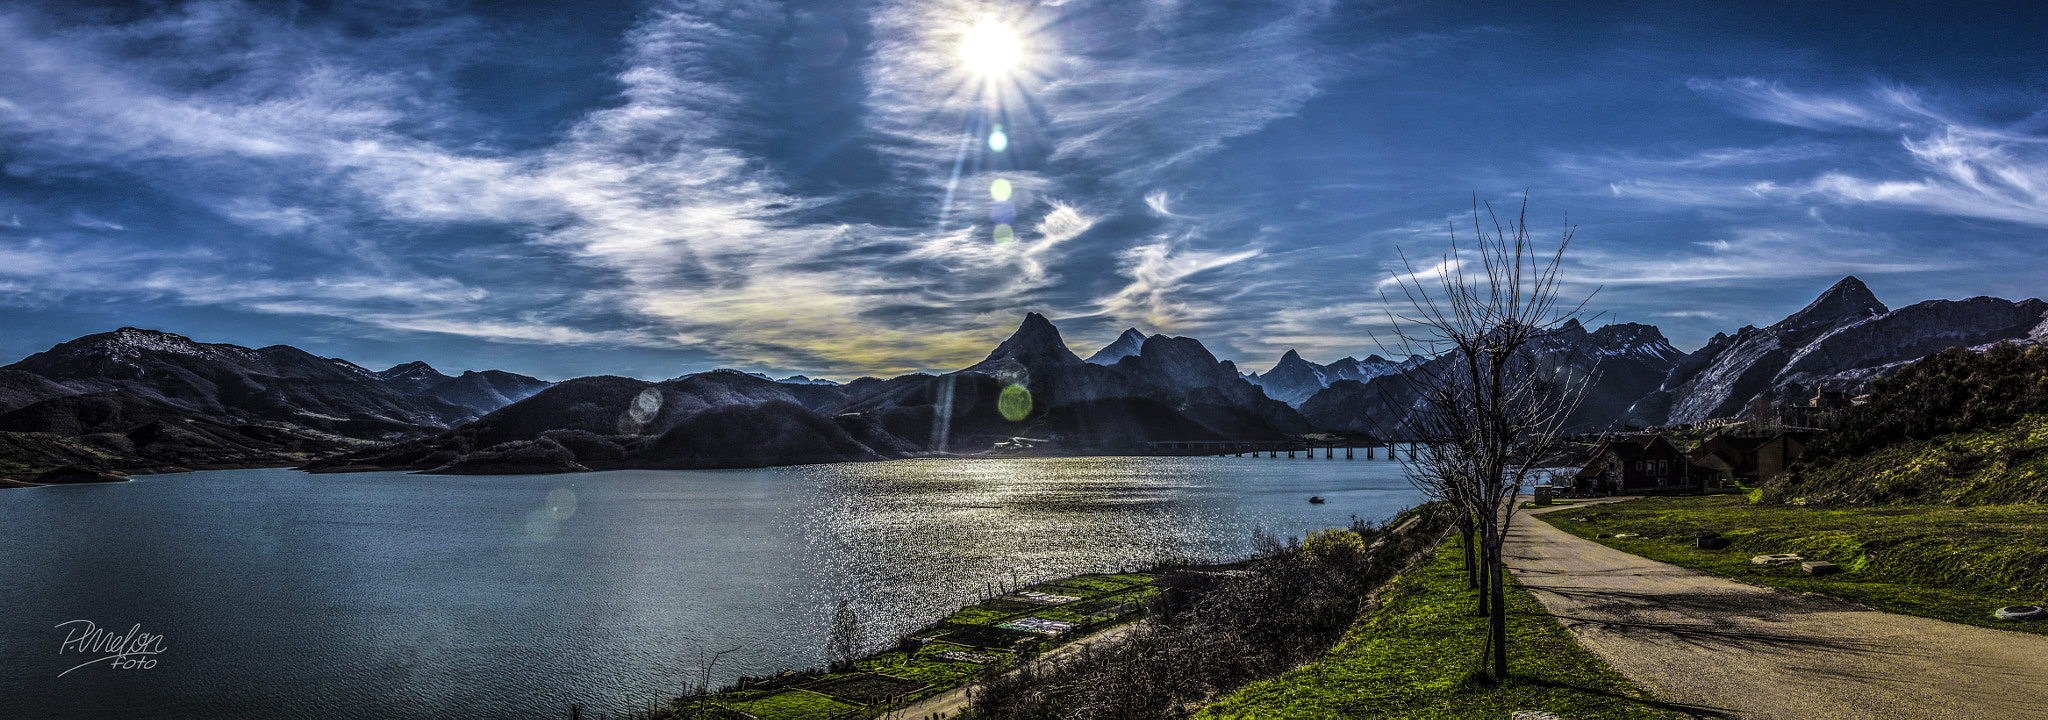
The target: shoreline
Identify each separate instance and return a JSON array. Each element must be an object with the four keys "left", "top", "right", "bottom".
[{"left": 648, "top": 567, "right": 1172, "bottom": 719}]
